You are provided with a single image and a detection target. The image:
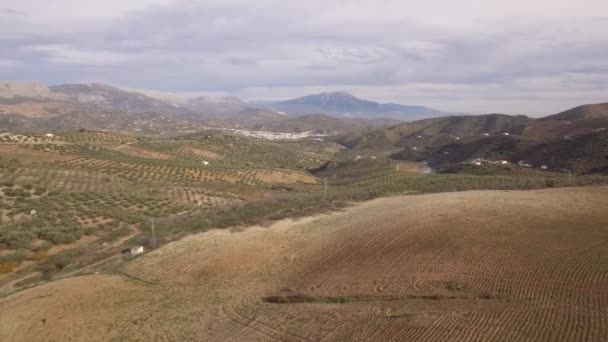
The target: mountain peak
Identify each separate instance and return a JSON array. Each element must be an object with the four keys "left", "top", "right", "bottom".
[
  {"left": 269, "top": 91, "right": 442, "bottom": 120},
  {"left": 321, "top": 91, "right": 355, "bottom": 98}
]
